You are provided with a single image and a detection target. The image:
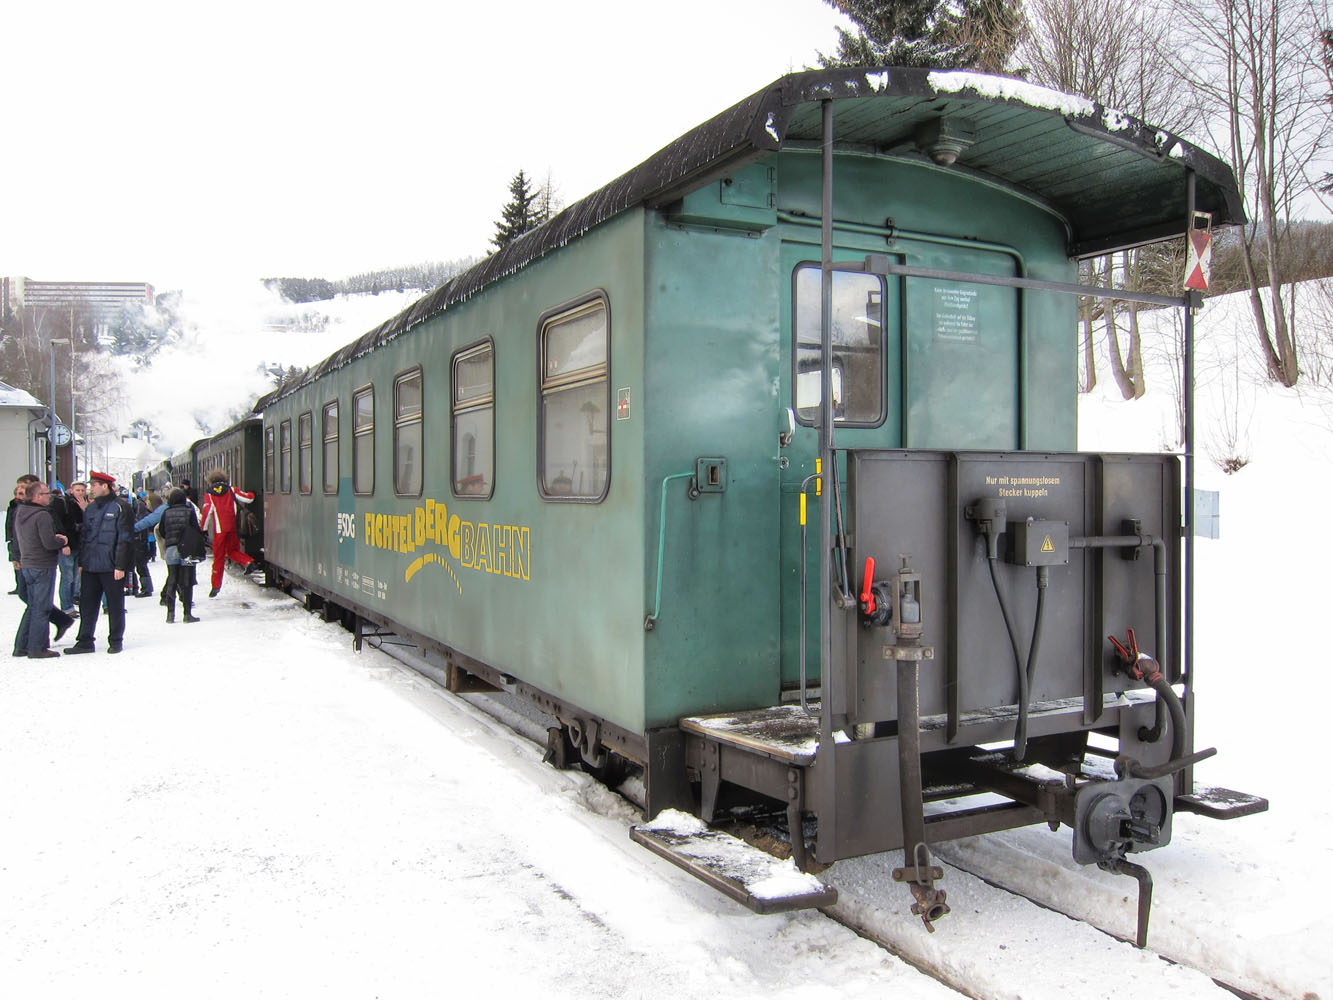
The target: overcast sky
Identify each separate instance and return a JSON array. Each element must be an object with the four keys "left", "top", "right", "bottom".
[{"left": 4, "top": 0, "right": 849, "bottom": 293}]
